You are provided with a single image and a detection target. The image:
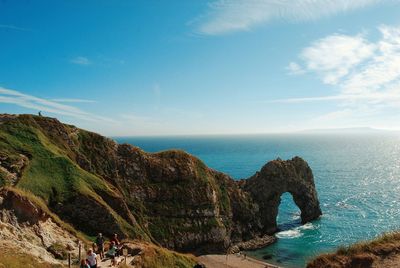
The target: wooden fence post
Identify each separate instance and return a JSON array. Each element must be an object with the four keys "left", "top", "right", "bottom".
[
  {"left": 68, "top": 253, "right": 71, "bottom": 268},
  {"left": 78, "top": 241, "right": 82, "bottom": 261}
]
